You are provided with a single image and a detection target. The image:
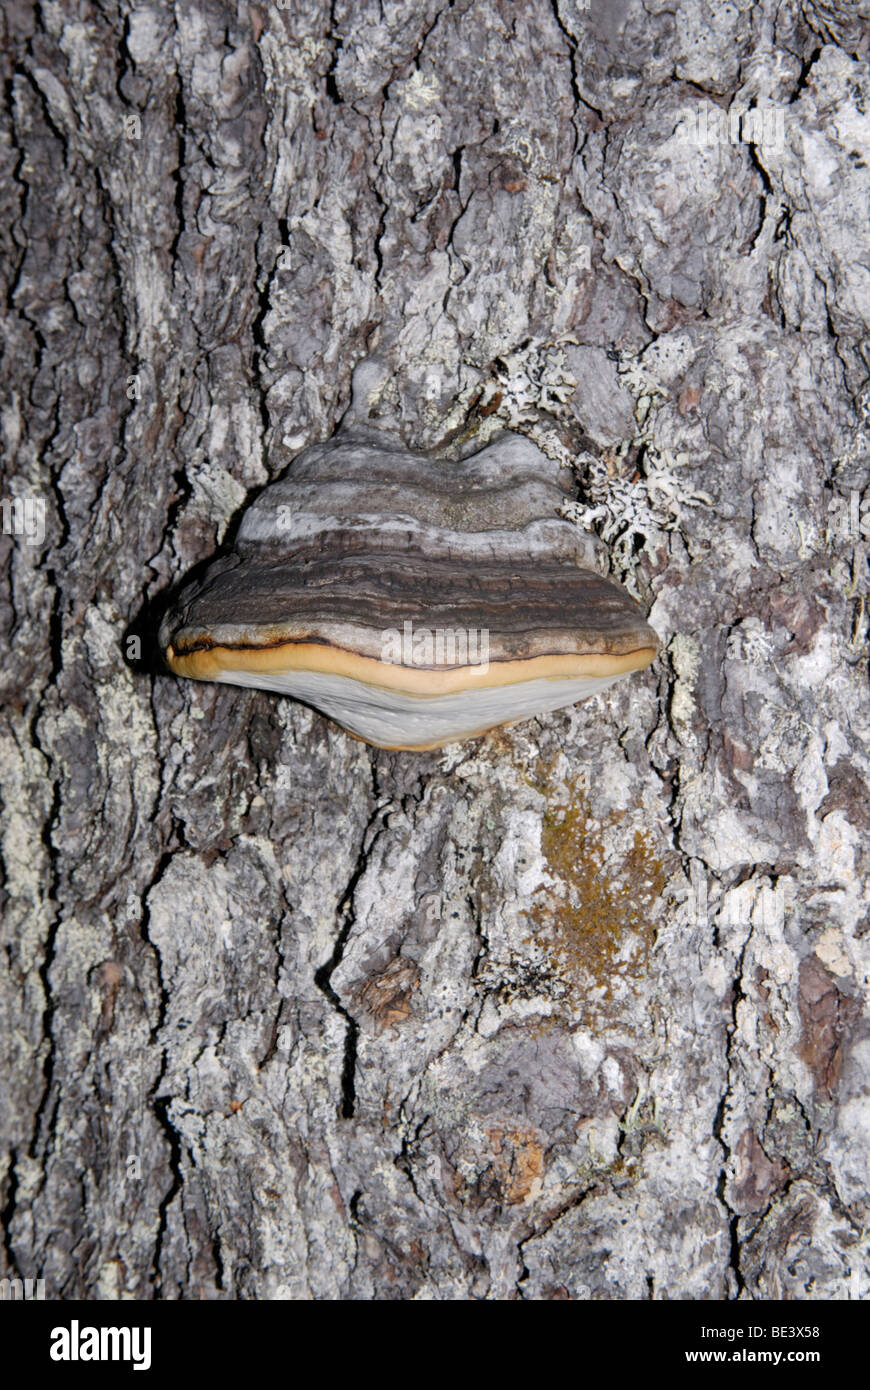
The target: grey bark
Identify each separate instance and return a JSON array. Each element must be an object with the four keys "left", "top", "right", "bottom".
[{"left": 1, "top": 0, "right": 869, "bottom": 1300}]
